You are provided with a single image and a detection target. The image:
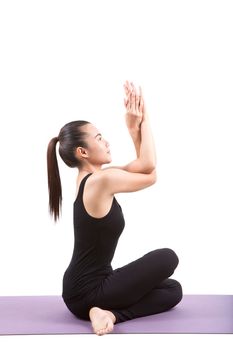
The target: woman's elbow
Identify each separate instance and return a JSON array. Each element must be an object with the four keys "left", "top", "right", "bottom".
[
  {"left": 145, "top": 164, "right": 156, "bottom": 175},
  {"left": 145, "top": 157, "right": 157, "bottom": 172},
  {"left": 150, "top": 168, "right": 157, "bottom": 184}
]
